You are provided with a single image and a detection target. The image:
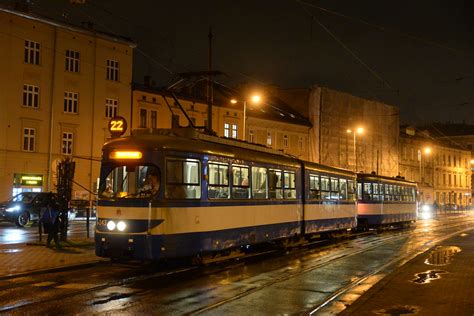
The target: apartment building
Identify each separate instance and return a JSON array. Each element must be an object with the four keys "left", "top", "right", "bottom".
[{"left": 0, "top": 7, "right": 134, "bottom": 200}]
